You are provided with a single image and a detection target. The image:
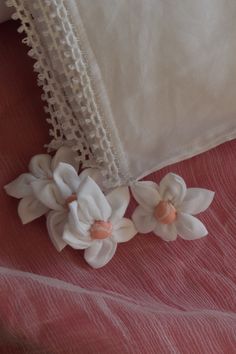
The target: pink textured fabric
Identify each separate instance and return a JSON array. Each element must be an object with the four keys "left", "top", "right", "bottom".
[{"left": 0, "top": 21, "right": 236, "bottom": 353}]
